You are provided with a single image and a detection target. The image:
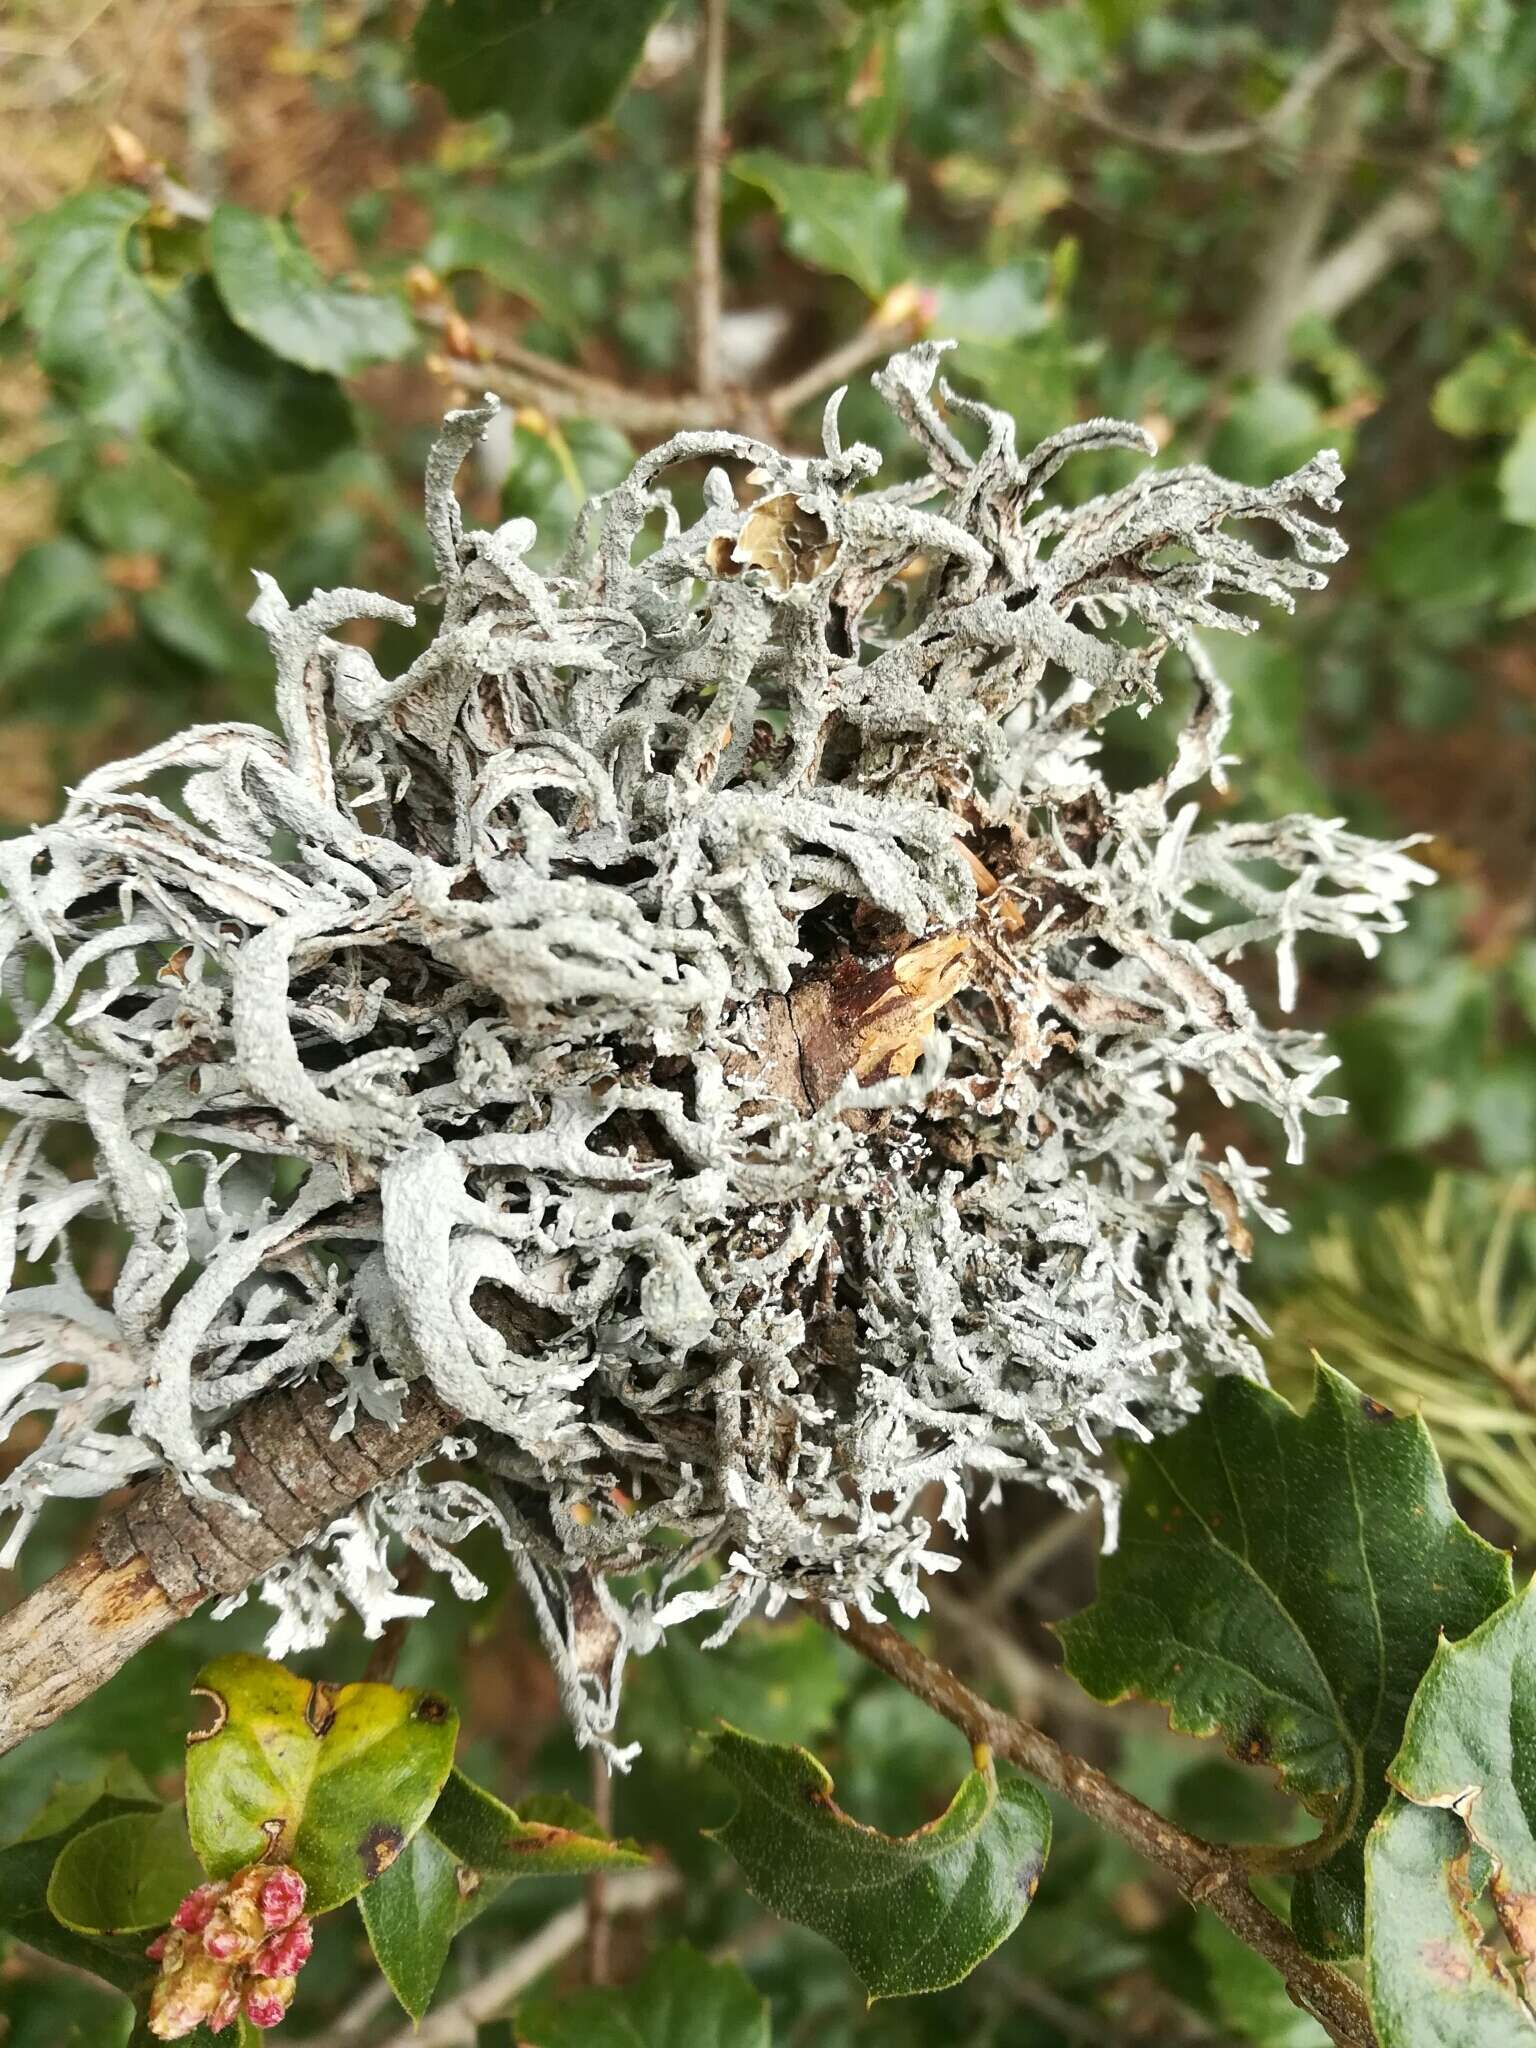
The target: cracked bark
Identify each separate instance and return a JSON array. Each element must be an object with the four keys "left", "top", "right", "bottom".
[{"left": 0, "top": 1376, "right": 457, "bottom": 1758}]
